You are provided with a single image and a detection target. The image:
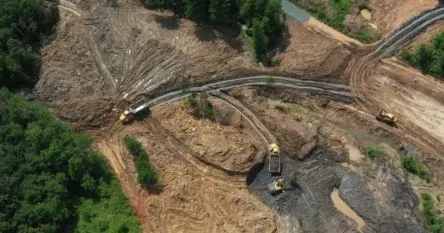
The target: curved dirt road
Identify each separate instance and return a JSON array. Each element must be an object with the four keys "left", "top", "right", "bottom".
[{"left": 346, "top": 4, "right": 444, "bottom": 161}]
